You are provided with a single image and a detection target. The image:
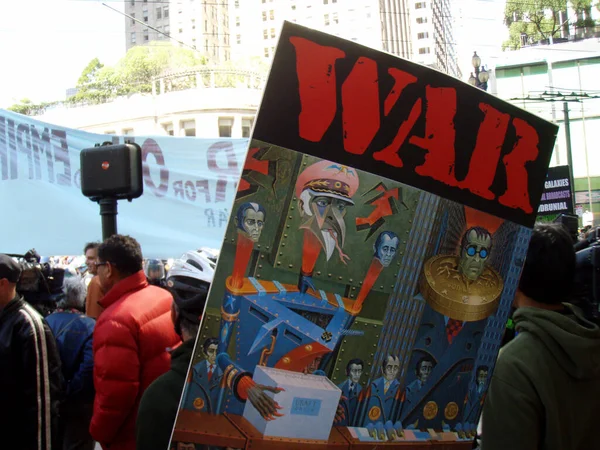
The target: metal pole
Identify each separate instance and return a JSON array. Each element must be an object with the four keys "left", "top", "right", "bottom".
[
  {"left": 547, "top": 35, "right": 559, "bottom": 164},
  {"left": 99, "top": 198, "right": 118, "bottom": 241},
  {"left": 563, "top": 102, "right": 576, "bottom": 214},
  {"left": 577, "top": 61, "right": 594, "bottom": 215}
]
